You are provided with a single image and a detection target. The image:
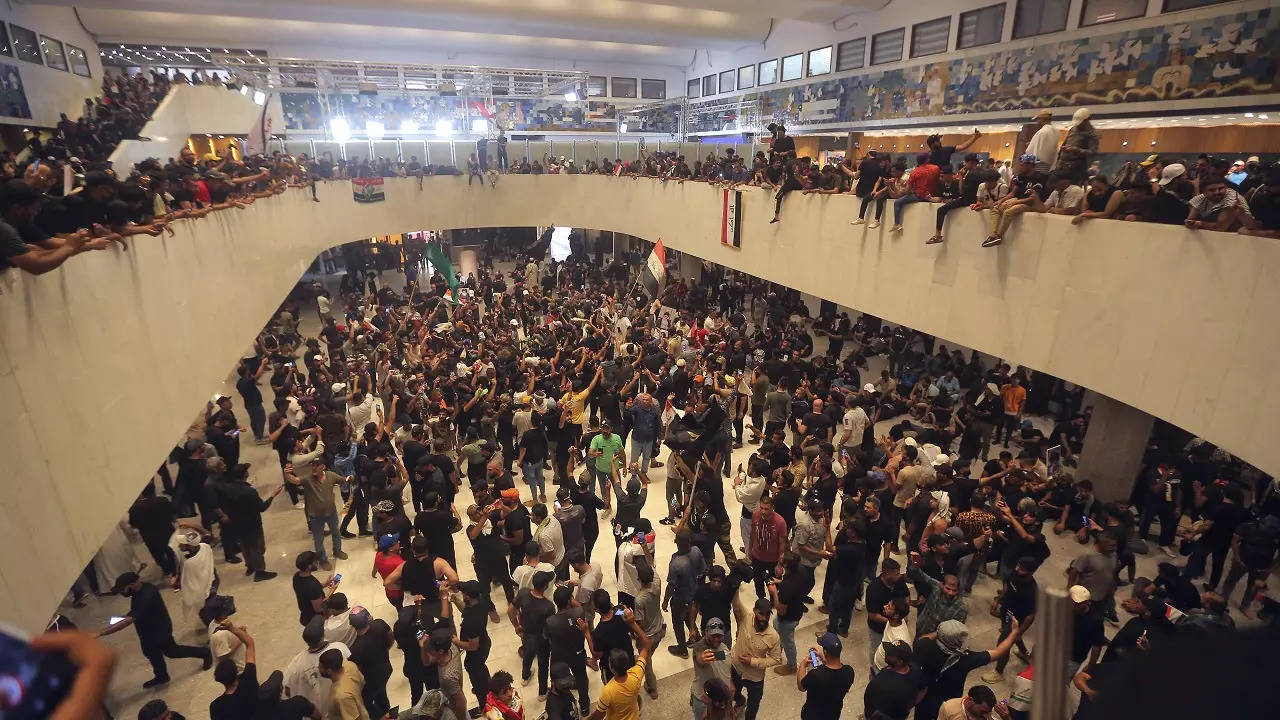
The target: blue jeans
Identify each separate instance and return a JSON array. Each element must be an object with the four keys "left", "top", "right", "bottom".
[
  {"left": 522, "top": 462, "right": 545, "bottom": 500},
  {"left": 867, "top": 628, "right": 883, "bottom": 669},
  {"left": 893, "top": 193, "right": 928, "bottom": 225},
  {"left": 774, "top": 616, "right": 799, "bottom": 668},
  {"left": 592, "top": 467, "right": 612, "bottom": 502},
  {"left": 307, "top": 513, "right": 342, "bottom": 561},
  {"left": 631, "top": 438, "right": 656, "bottom": 473}
]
